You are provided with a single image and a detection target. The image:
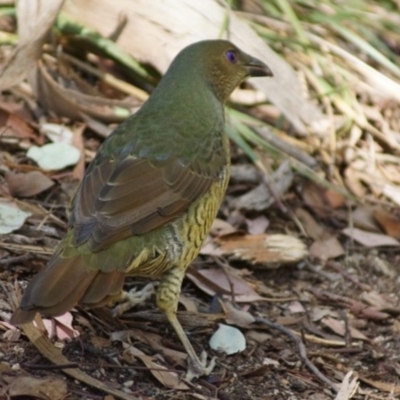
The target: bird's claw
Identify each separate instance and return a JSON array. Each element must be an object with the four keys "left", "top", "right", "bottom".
[
  {"left": 185, "top": 351, "right": 216, "bottom": 381},
  {"left": 112, "top": 282, "right": 157, "bottom": 316}
]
